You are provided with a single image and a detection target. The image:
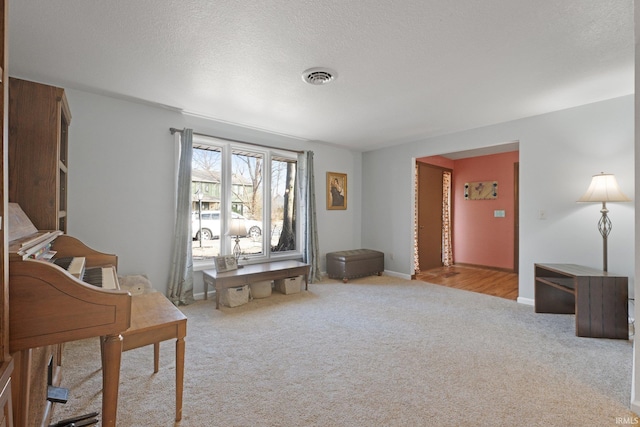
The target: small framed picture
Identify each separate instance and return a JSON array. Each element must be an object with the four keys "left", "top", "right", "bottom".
[
  {"left": 327, "top": 172, "right": 347, "bottom": 210},
  {"left": 214, "top": 255, "right": 238, "bottom": 272}
]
